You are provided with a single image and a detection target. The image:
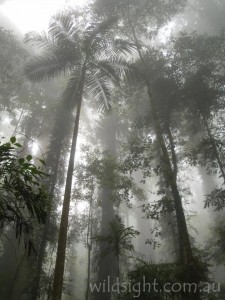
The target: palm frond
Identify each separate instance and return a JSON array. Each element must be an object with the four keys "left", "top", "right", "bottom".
[
  {"left": 94, "top": 37, "right": 137, "bottom": 62},
  {"left": 62, "top": 66, "right": 83, "bottom": 110},
  {"left": 106, "top": 58, "right": 138, "bottom": 82},
  {"left": 84, "top": 73, "right": 112, "bottom": 111},
  {"left": 82, "top": 17, "right": 118, "bottom": 51},
  {"left": 24, "top": 31, "right": 56, "bottom": 52},
  {"left": 89, "top": 60, "right": 121, "bottom": 84},
  {"left": 113, "top": 38, "right": 137, "bottom": 56},
  {"left": 25, "top": 30, "right": 81, "bottom": 64},
  {"left": 49, "top": 12, "right": 81, "bottom": 54},
  {"left": 24, "top": 55, "right": 71, "bottom": 81},
  {"left": 51, "top": 11, "right": 75, "bottom": 34}
]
